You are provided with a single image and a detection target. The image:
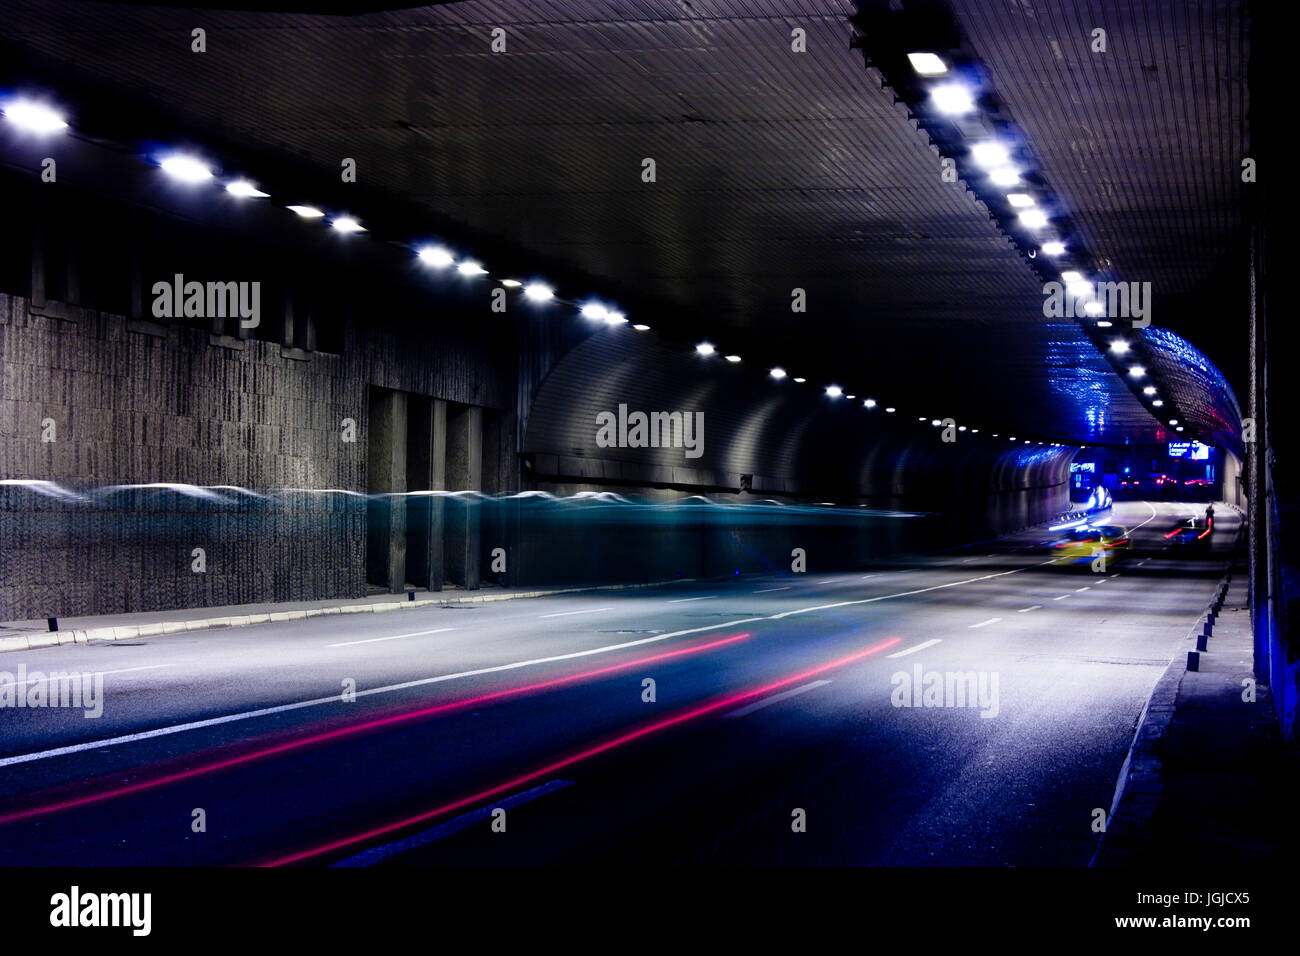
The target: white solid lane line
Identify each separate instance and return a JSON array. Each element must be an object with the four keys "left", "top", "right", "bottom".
[
  {"left": 667, "top": 596, "right": 716, "bottom": 603},
  {"left": 769, "top": 560, "right": 1052, "bottom": 620},
  {"left": 752, "top": 586, "right": 791, "bottom": 593},
  {"left": 726, "top": 680, "right": 831, "bottom": 719},
  {"left": 0, "top": 615, "right": 770, "bottom": 769},
  {"left": 1018, "top": 605, "right": 1042, "bottom": 613},
  {"left": 887, "top": 639, "right": 942, "bottom": 658},
  {"left": 969, "top": 617, "right": 1001, "bottom": 629},
  {"left": 329, "top": 627, "right": 456, "bottom": 648},
  {"left": 537, "top": 607, "right": 615, "bottom": 619}
]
